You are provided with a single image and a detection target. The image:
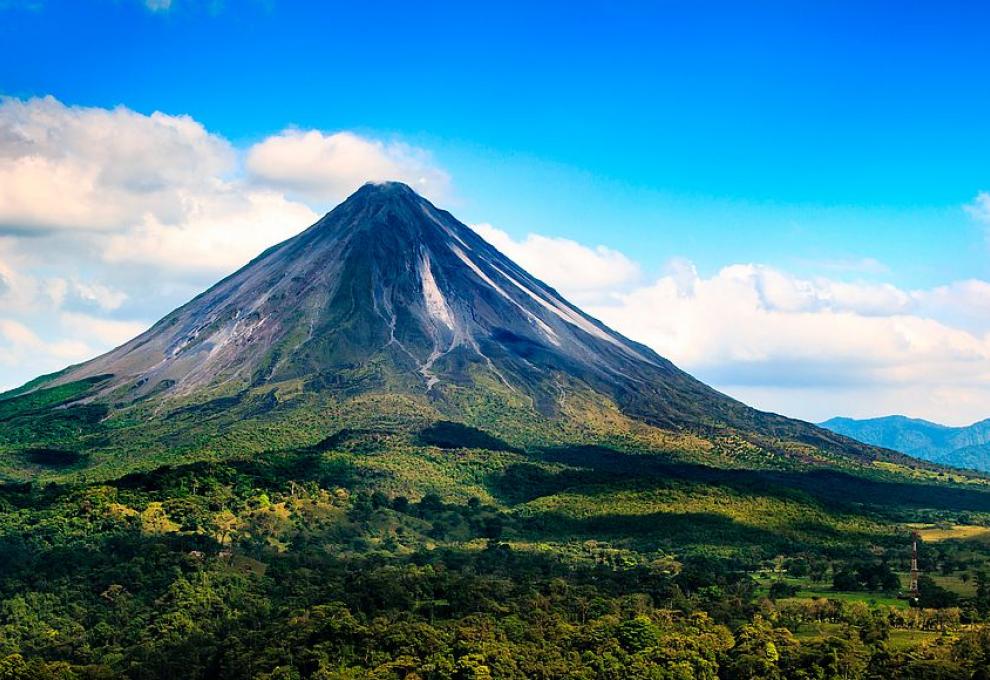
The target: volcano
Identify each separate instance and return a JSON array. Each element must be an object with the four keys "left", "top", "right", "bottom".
[{"left": 12, "top": 182, "right": 884, "bottom": 463}]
